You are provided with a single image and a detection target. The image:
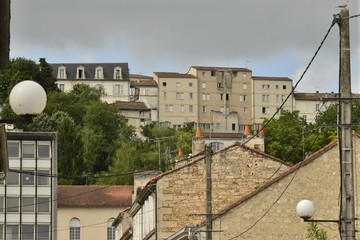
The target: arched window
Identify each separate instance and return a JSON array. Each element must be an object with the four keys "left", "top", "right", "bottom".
[
  {"left": 70, "top": 218, "right": 80, "bottom": 240},
  {"left": 113, "top": 67, "right": 122, "bottom": 79},
  {"left": 57, "top": 66, "right": 67, "bottom": 79},
  {"left": 76, "top": 66, "right": 86, "bottom": 79},
  {"left": 107, "top": 218, "right": 115, "bottom": 240},
  {"left": 95, "top": 66, "right": 104, "bottom": 79}
]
